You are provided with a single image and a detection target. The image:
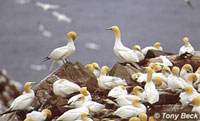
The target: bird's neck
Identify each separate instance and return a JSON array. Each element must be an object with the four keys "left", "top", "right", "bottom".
[
  {"left": 147, "top": 72, "right": 153, "bottom": 83},
  {"left": 67, "top": 39, "right": 75, "bottom": 46},
  {"left": 114, "top": 30, "right": 124, "bottom": 47},
  {"left": 24, "top": 85, "right": 31, "bottom": 93}
]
